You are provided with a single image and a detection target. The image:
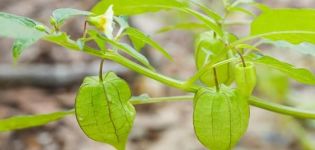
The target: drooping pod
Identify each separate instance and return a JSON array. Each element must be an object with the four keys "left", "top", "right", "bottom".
[
  {"left": 234, "top": 62, "right": 257, "bottom": 97},
  {"left": 193, "top": 85, "right": 250, "bottom": 150},
  {"left": 195, "top": 31, "right": 237, "bottom": 86},
  {"left": 75, "top": 72, "right": 136, "bottom": 150}
]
